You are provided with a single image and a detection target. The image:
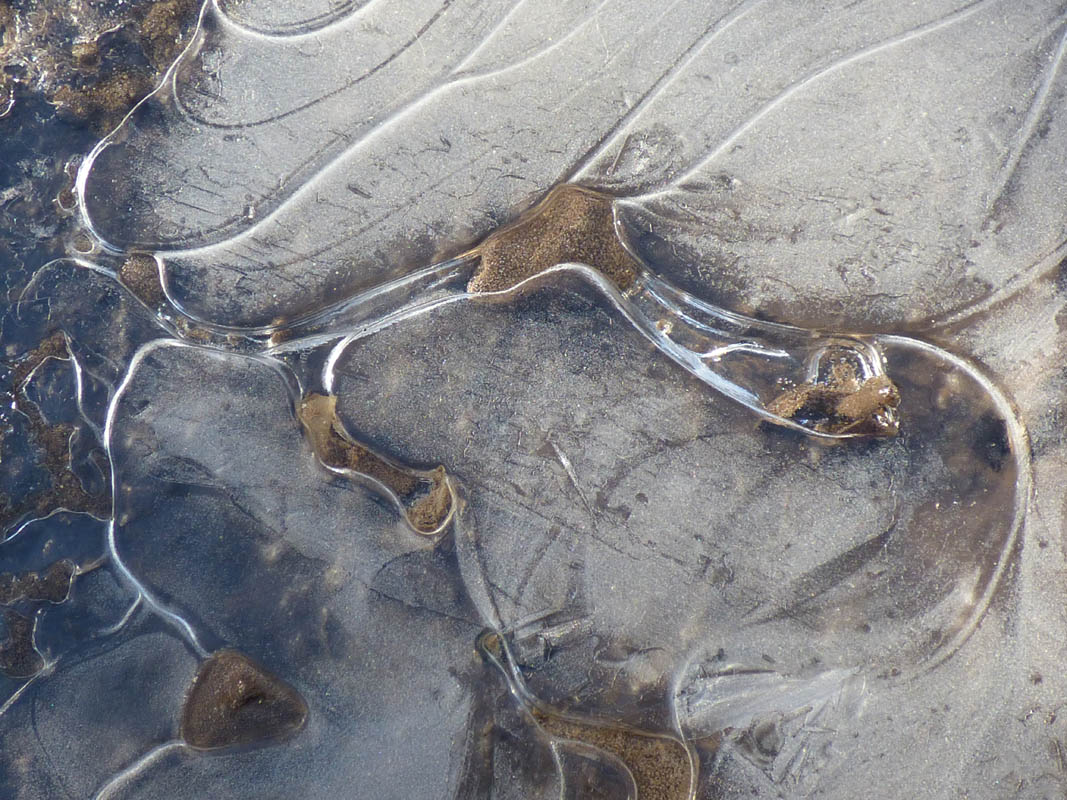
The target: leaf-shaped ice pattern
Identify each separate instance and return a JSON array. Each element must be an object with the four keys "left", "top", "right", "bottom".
[
  {"left": 93, "top": 340, "right": 575, "bottom": 799},
  {"left": 676, "top": 613, "right": 1039, "bottom": 798},
  {"left": 80, "top": 0, "right": 1067, "bottom": 330},
  {"left": 324, "top": 286, "right": 1026, "bottom": 740}
]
